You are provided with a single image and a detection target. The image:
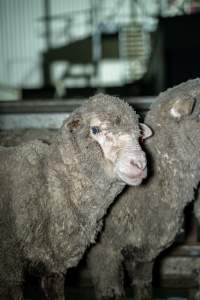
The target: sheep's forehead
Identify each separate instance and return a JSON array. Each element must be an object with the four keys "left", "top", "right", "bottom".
[
  {"left": 90, "top": 116, "right": 102, "bottom": 127},
  {"left": 90, "top": 113, "right": 140, "bottom": 136},
  {"left": 86, "top": 95, "right": 138, "bottom": 121}
]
